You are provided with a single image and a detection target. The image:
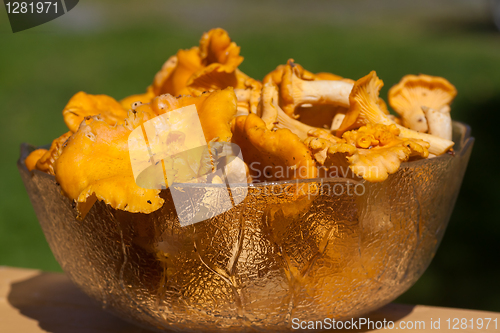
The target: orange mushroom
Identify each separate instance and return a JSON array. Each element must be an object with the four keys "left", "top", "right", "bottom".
[
  {"left": 54, "top": 111, "right": 162, "bottom": 215},
  {"left": 279, "top": 59, "right": 353, "bottom": 117},
  {"left": 234, "top": 77, "right": 262, "bottom": 116},
  {"left": 337, "top": 71, "right": 454, "bottom": 155},
  {"left": 260, "top": 82, "right": 334, "bottom": 141},
  {"left": 25, "top": 148, "right": 48, "bottom": 172},
  {"left": 134, "top": 87, "right": 237, "bottom": 143},
  {"left": 35, "top": 131, "right": 73, "bottom": 175},
  {"left": 231, "top": 114, "right": 317, "bottom": 182},
  {"left": 120, "top": 28, "right": 249, "bottom": 109},
  {"left": 318, "top": 123, "right": 430, "bottom": 182},
  {"left": 63, "top": 92, "right": 128, "bottom": 132},
  {"left": 388, "top": 74, "right": 457, "bottom": 133}
]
